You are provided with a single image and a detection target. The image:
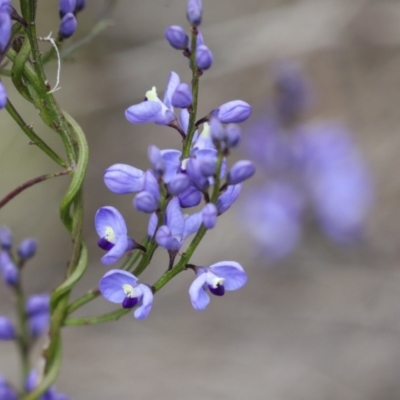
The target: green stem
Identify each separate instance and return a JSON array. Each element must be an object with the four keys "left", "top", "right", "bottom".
[
  {"left": 0, "top": 170, "right": 70, "bottom": 209},
  {"left": 0, "top": 69, "right": 11, "bottom": 77},
  {"left": 64, "top": 308, "right": 129, "bottom": 326},
  {"left": 5, "top": 100, "right": 67, "bottom": 167},
  {"left": 182, "top": 27, "right": 200, "bottom": 157}
]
